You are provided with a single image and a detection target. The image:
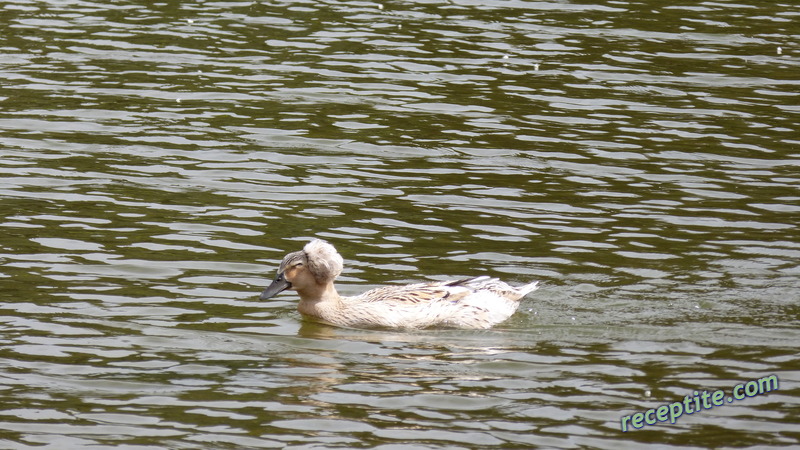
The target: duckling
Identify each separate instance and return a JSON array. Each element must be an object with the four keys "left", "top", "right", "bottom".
[{"left": 260, "top": 239, "right": 539, "bottom": 330}]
